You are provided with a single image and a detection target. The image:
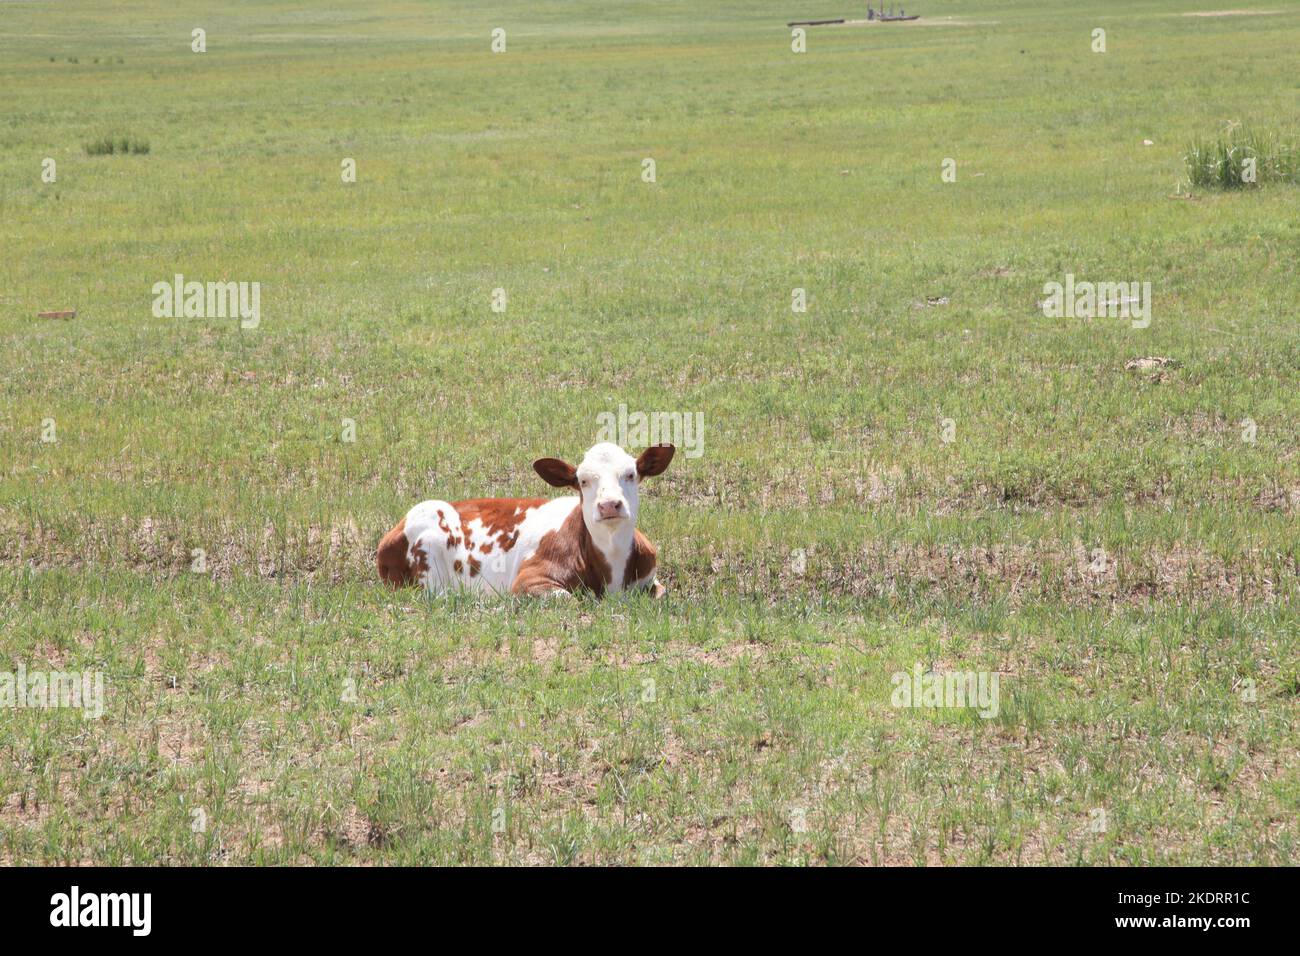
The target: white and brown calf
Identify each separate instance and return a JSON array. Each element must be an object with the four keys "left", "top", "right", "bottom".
[{"left": 377, "top": 442, "right": 674, "bottom": 597}]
